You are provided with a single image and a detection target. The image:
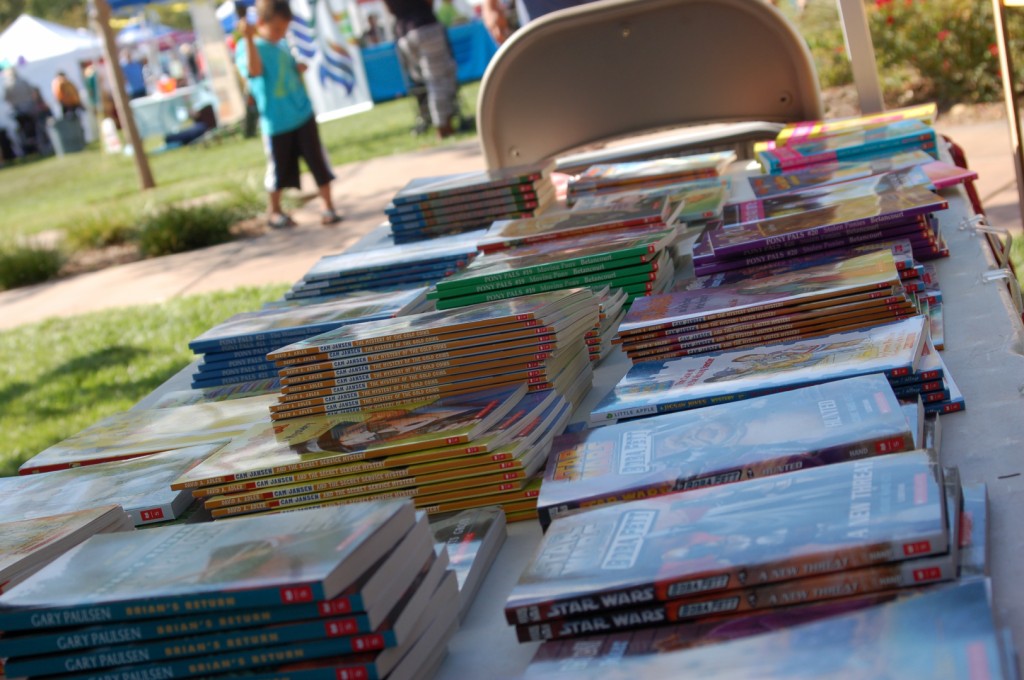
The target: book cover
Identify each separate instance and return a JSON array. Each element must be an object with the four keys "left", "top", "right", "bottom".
[
  {"left": 593, "top": 316, "right": 928, "bottom": 425},
  {"left": 299, "top": 231, "right": 480, "bottom": 283},
  {"left": 569, "top": 152, "right": 735, "bottom": 189},
  {"left": 0, "top": 516, "right": 436, "bottom": 658},
  {"left": 745, "top": 149, "right": 938, "bottom": 198},
  {"left": 18, "top": 395, "right": 277, "bottom": 474},
  {"left": 0, "top": 503, "right": 416, "bottom": 632},
  {"left": 773, "top": 103, "right": 938, "bottom": 146},
  {"left": 0, "top": 506, "right": 132, "bottom": 595},
  {"left": 171, "top": 384, "right": 528, "bottom": 490},
  {"left": 506, "top": 451, "right": 946, "bottom": 625},
  {"left": 435, "top": 228, "right": 675, "bottom": 294},
  {"left": 757, "top": 119, "right": 939, "bottom": 173},
  {"left": 391, "top": 164, "right": 545, "bottom": 204},
  {"left": 539, "top": 374, "right": 912, "bottom": 527},
  {"left": 0, "top": 444, "right": 222, "bottom": 526},
  {"left": 267, "top": 289, "right": 594, "bottom": 361},
  {"left": 618, "top": 251, "right": 902, "bottom": 335},
  {"left": 723, "top": 168, "right": 931, "bottom": 226},
  {"left": 478, "top": 202, "right": 674, "bottom": 254},
  {"left": 521, "top": 580, "right": 1001, "bottom": 679},
  {"left": 705, "top": 184, "right": 947, "bottom": 259},
  {"left": 959, "top": 483, "right": 988, "bottom": 580},
  {"left": 1, "top": 542, "right": 447, "bottom": 678},
  {"left": 188, "top": 289, "right": 426, "bottom": 354}
]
